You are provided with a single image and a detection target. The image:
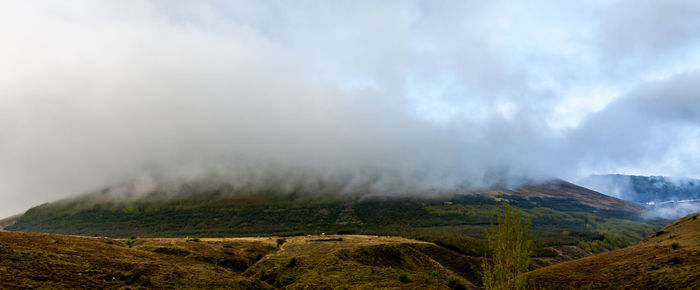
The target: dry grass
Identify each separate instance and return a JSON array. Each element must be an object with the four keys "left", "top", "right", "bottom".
[
  {"left": 528, "top": 212, "right": 700, "bottom": 289},
  {"left": 242, "top": 234, "right": 477, "bottom": 289},
  {"left": 6, "top": 211, "right": 687, "bottom": 290},
  {"left": 0, "top": 232, "right": 479, "bottom": 289},
  {"left": 0, "top": 232, "right": 273, "bottom": 289}
]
